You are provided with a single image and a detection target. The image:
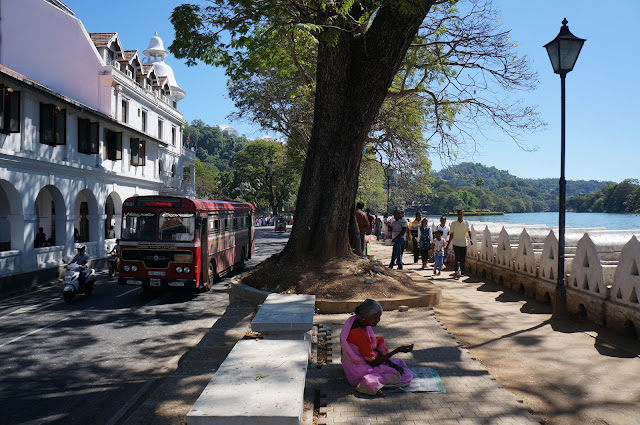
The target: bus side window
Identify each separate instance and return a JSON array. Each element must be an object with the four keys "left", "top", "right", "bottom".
[{"left": 214, "top": 220, "right": 220, "bottom": 234}]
